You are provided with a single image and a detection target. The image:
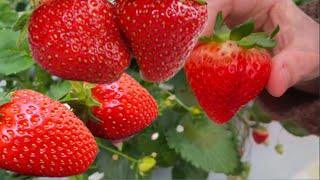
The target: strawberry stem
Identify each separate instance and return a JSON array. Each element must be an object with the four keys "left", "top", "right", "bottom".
[
  {"left": 164, "top": 91, "right": 192, "bottom": 112},
  {"left": 98, "top": 142, "right": 139, "bottom": 163}
]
